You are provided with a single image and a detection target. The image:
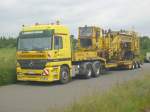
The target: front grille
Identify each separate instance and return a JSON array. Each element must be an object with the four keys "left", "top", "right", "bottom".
[{"left": 18, "top": 59, "right": 47, "bottom": 69}]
